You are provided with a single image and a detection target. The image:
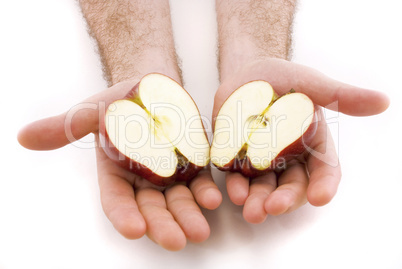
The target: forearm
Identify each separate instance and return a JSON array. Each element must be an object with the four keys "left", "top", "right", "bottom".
[
  {"left": 216, "top": 0, "right": 297, "bottom": 81},
  {"left": 79, "top": 0, "right": 181, "bottom": 86}
]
